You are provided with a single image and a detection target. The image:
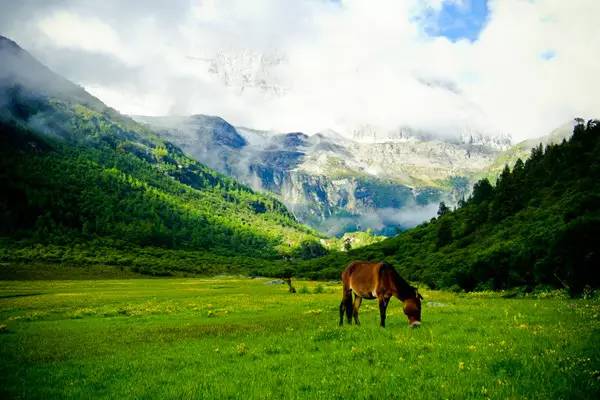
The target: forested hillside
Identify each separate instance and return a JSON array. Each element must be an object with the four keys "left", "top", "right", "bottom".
[
  {"left": 0, "top": 35, "right": 322, "bottom": 273},
  {"left": 299, "top": 121, "right": 599, "bottom": 294}
]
